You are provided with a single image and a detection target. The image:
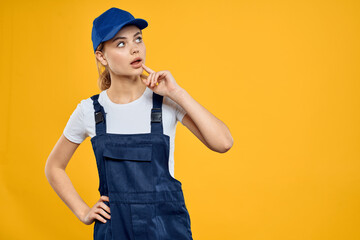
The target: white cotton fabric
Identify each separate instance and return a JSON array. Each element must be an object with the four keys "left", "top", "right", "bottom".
[{"left": 63, "top": 87, "right": 186, "bottom": 178}]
